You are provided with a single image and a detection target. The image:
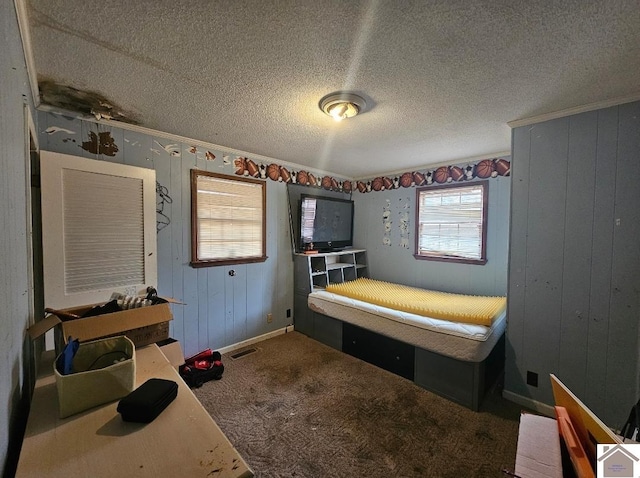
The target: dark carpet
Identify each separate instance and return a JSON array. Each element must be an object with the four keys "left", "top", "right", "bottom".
[{"left": 194, "top": 331, "right": 523, "bottom": 478}]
